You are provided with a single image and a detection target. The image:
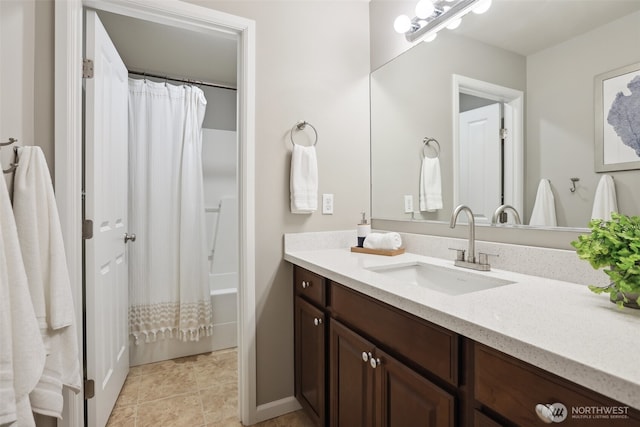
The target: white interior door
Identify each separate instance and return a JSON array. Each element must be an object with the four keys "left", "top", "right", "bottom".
[
  {"left": 458, "top": 103, "right": 502, "bottom": 222},
  {"left": 84, "top": 10, "right": 129, "bottom": 427}
]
